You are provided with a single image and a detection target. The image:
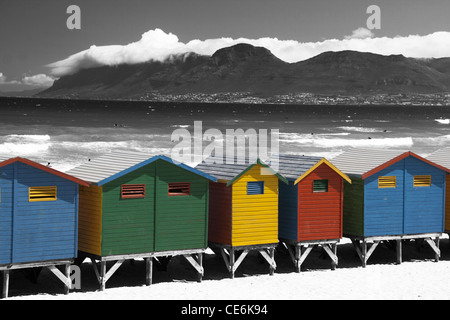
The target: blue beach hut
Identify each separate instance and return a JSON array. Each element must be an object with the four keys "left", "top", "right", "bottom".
[
  {"left": 0, "top": 157, "right": 89, "bottom": 298},
  {"left": 331, "top": 148, "right": 449, "bottom": 266}
]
